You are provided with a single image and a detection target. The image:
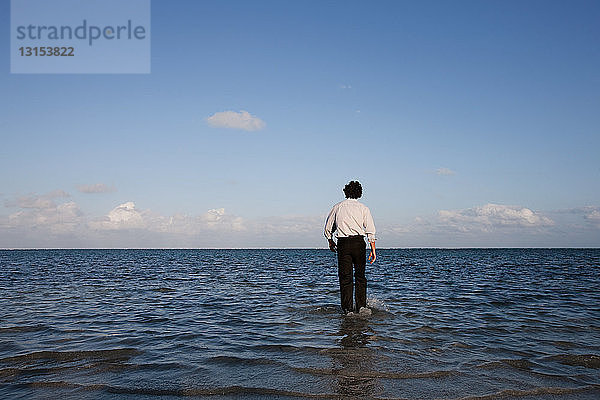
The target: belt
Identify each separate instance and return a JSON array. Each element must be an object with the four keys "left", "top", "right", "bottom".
[{"left": 338, "top": 235, "right": 364, "bottom": 240}]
